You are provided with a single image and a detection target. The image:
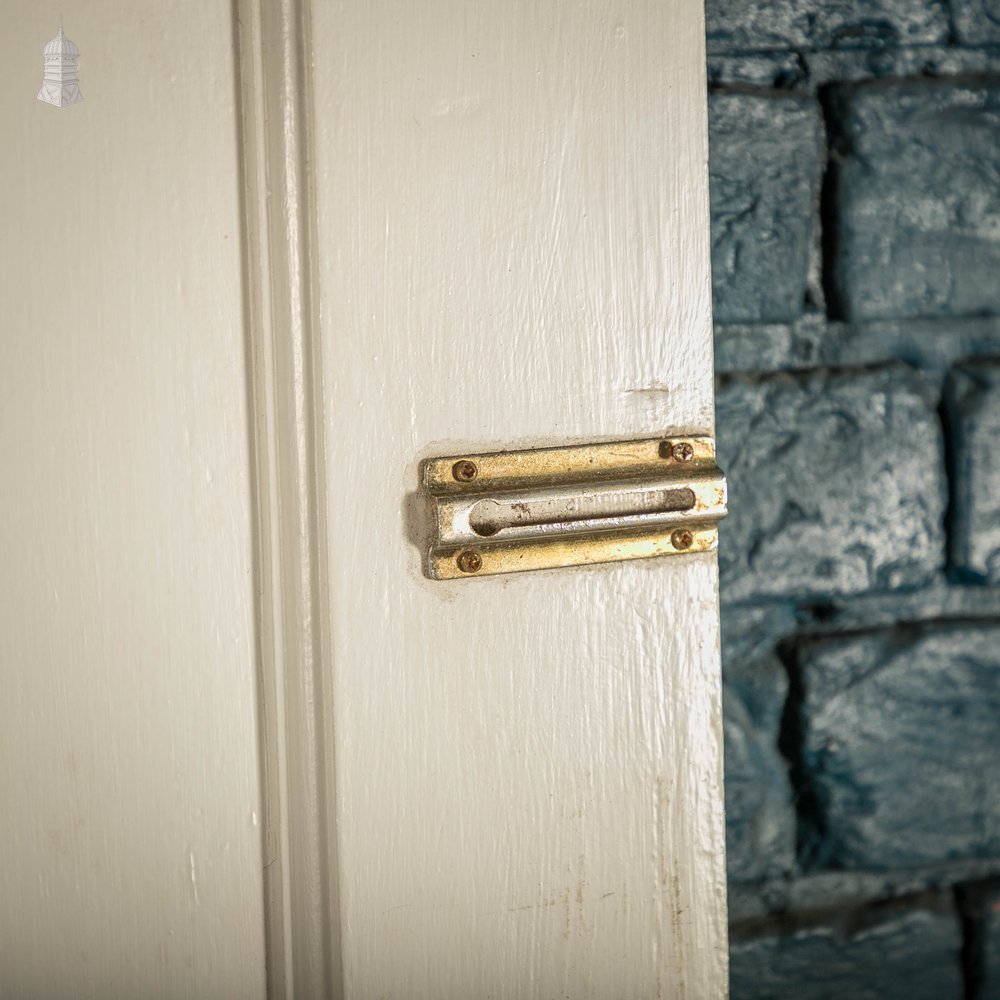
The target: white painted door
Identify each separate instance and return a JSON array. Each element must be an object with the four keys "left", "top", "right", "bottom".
[
  {"left": 295, "top": 1, "right": 729, "bottom": 997},
  {"left": 0, "top": 4, "right": 266, "bottom": 998},
  {"left": 1, "top": 1, "right": 726, "bottom": 998}
]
